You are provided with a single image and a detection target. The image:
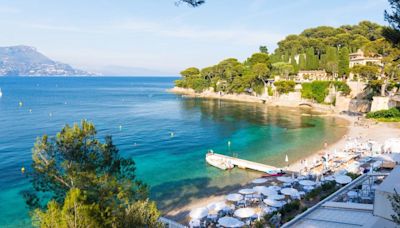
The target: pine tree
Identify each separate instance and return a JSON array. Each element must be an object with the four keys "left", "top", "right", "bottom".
[{"left": 338, "top": 47, "right": 350, "bottom": 77}]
